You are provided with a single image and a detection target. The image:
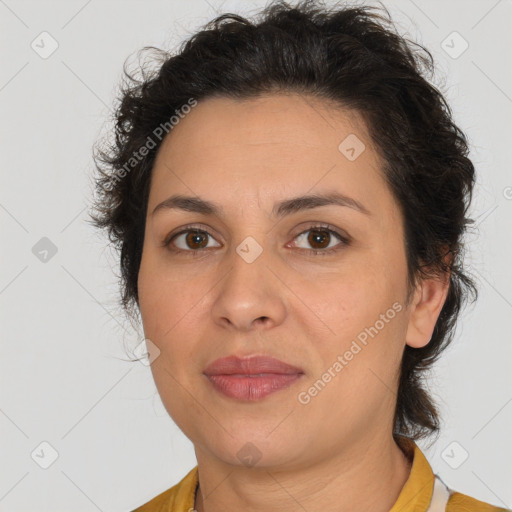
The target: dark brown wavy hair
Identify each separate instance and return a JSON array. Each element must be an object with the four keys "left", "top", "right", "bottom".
[{"left": 88, "top": 0, "right": 478, "bottom": 442}]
